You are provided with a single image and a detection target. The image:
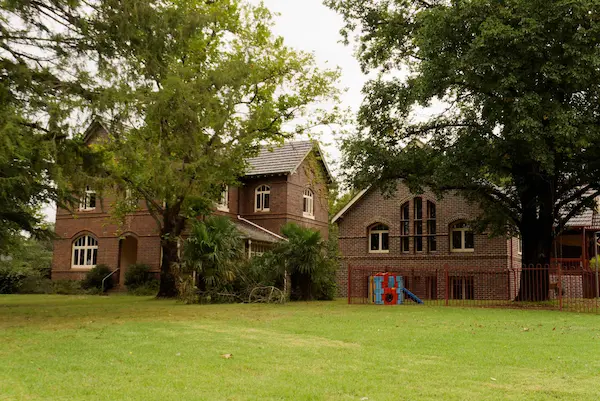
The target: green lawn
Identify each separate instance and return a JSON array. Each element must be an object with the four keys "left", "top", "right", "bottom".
[{"left": 1, "top": 296, "right": 599, "bottom": 400}]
